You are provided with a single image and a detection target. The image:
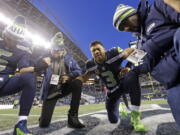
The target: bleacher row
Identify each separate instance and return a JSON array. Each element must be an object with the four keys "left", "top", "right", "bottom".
[
  {"left": 139, "top": 74, "right": 167, "bottom": 100},
  {"left": 0, "top": 73, "right": 167, "bottom": 107}
]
